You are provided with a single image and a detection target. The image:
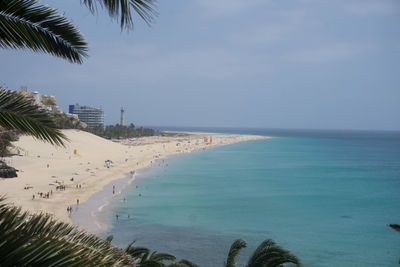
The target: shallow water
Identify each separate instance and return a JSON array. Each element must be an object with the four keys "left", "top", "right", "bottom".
[{"left": 101, "top": 129, "right": 400, "bottom": 266}]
